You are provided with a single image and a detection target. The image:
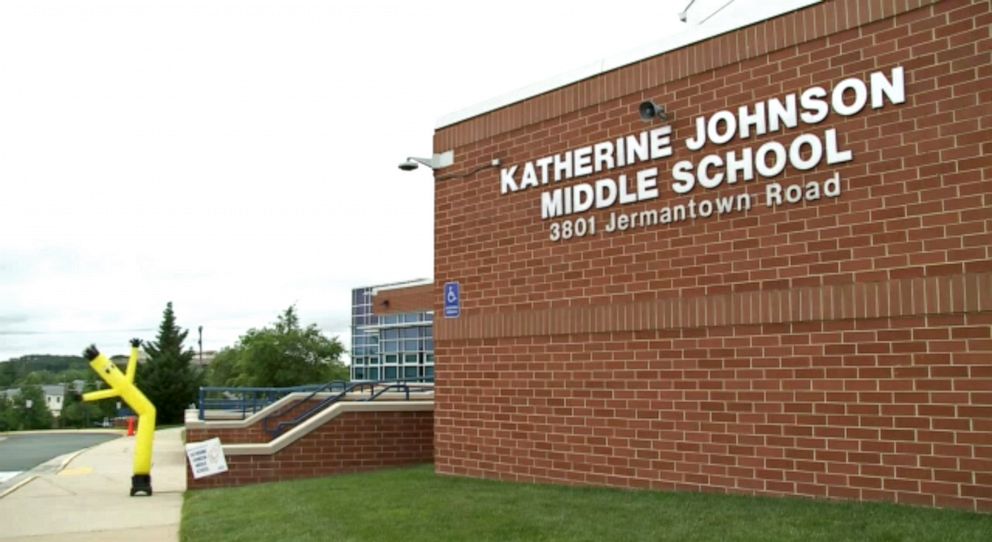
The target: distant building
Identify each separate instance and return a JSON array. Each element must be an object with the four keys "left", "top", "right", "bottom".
[
  {"left": 41, "top": 385, "right": 66, "bottom": 417},
  {"left": 350, "top": 280, "right": 434, "bottom": 382},
  {"left": 2, "top": 381, "right": 86, "bottom": 418}
]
